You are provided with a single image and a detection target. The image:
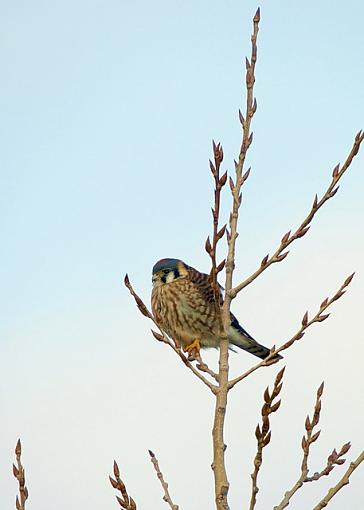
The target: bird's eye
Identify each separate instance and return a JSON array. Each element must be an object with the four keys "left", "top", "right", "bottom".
[{"left": 163, "top": 269, "right": 170, "bottom": 275}]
